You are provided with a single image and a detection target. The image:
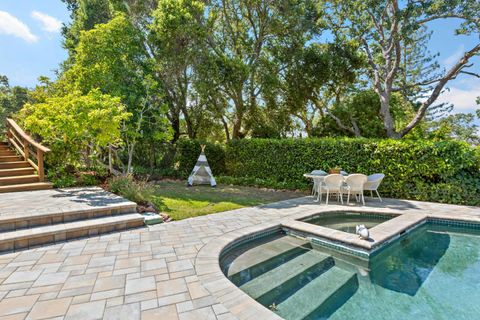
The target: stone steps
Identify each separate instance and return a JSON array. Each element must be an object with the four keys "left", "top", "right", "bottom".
[
  {"left": 0, "top": 187, "right": 146, "bottom": 253},
  {"left": 0, "top": 202, "right": 137, "bottom": 232},
  {"left": 0, "top": 213, "right": 145, "bottom": 252}
]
